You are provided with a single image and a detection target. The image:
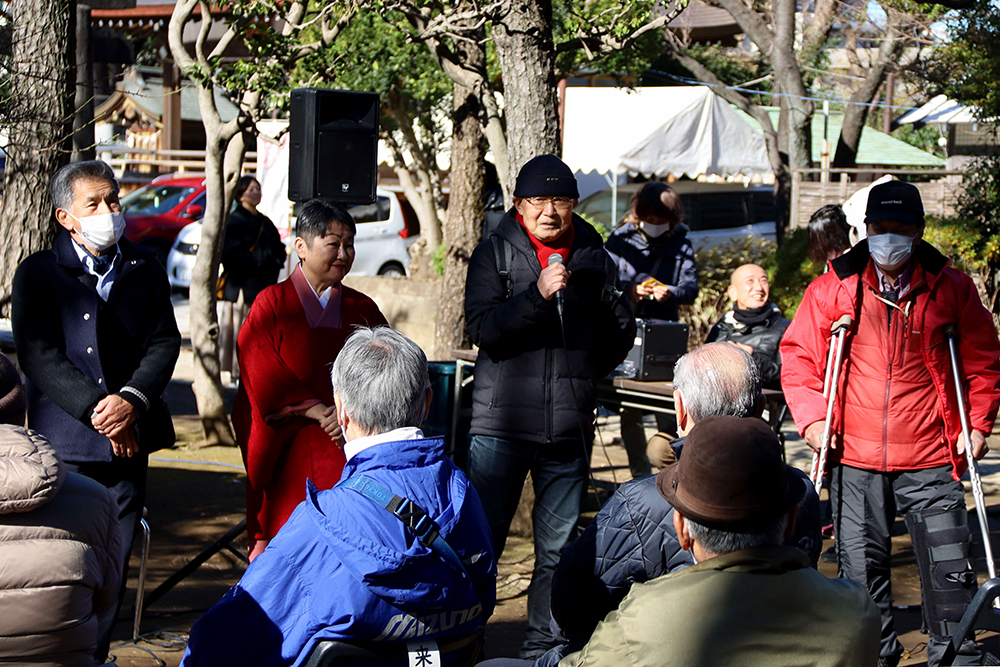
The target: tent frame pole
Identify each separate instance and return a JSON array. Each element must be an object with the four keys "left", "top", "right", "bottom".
[{"left": 604, "top": 171, "right": 618, "bottom": 228}]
